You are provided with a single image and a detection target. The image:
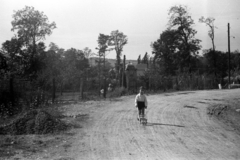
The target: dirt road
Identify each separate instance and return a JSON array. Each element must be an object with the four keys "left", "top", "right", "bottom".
[{"left": 59, "top": 89, "right": 240, "bottom": 160}]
